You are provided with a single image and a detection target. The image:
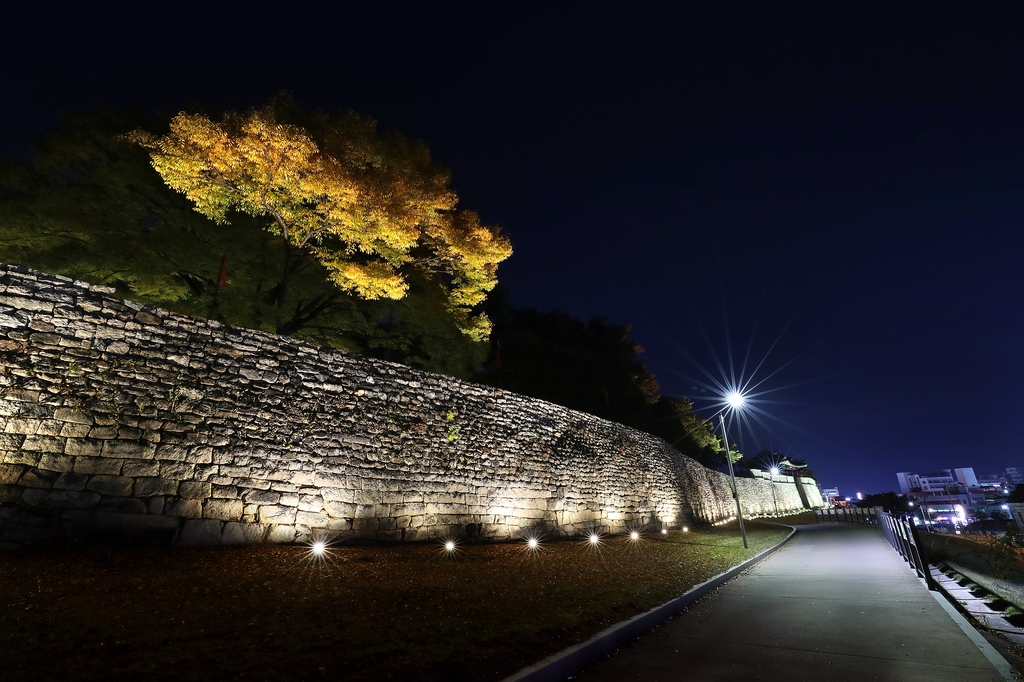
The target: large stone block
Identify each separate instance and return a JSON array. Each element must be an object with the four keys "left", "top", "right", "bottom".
[
  {"left": 0, "top": 433, "right": 26, "bottom": 450},
  {"left": 101, "top": 440, "right": 156, "bottom": 459},
  {"left": 2, "top": 450, "right": 39, "bottom": 466},
  {"left": 245, "top": 490, "right": 281, "bottom": 504},
  {"left": 0, "top": 485, "right": 21, "bottom": 503},
  {"left": 87, "top": 475, "right": 134, "bottom": 496},
  {"left": 37, "top": 454, "right": 74, "bottom": 472},
  {"left": 22, "top": 488, "right": 100, "bottom": 509},
  {"left": 325, "top": 501, "right": 355, "bottom": 518},
  {"left": 98, "top": 497, "right": 148, "bottom": 514},
  {"left": 159, "top": 461, "right": 195, "bottom": 479},
  {"left": 221, "top": 522, "right": 266, "bottom": 545},
  {"left": 134, "top": 477, "right": 180, "bottom": 497},
  {"left": 259, "top": 505, "right": 296, "bottom": 525},
  {"left": 298, "top": 494, "right": 324, "bottom": 512},
  {"left": 0, "top": 463, "right": 25, "bottom": 484},
  {"left": 295, "top": 511, "right": 330, "bottom": 528},
  {"left": 4, "top": 418, "right": 39, "bottom": 435},
  {"left": 21, "top": 435, "right": 65, "bottom": 453},
  {"left": 53, "top": 471, "right": 88, "bottom": 491},
  {"left": 35, "top": 421, "right": 64, "bottom": 437},
  {"left": 19, "top": 468, "right": 59, "bottom": 488},
  {"left": 122, "top": 460, "right": 160, "bottom": 477},
  {"left": 166, "top": 498, "right": 202, "bottom": 518},
  {"left": 64, "top": 438, "right": 103, "bottom": 457},
  {"left": 178, "top": 519, "right": 222, "bottom": 546},
  {"left": 265, "top": 524, "right": 296, "bottom": 543},
  {"left": 53, "top": 408, "right": 93, "bottom": 425},
  {"left": 178, "top": 481, "right": 211, "bottom": 499},
  {"left": 73, "top": 457, "right": 123, "bottom": 476},
  {"left": 203, "top": 499, "right": 242, "bottom": 521}
]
